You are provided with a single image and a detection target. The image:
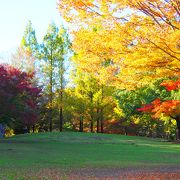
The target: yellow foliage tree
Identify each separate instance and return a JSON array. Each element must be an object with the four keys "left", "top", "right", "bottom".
[{"left": 58, "top": 0, "right": 180, "bottom": 88}]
